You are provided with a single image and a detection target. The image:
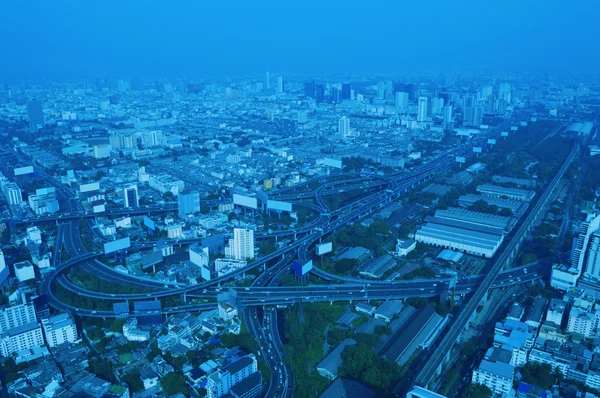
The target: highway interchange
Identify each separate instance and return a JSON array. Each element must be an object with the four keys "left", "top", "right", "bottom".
[{"left": 11, "top": 116, "right": 563, "bottom": 397}]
